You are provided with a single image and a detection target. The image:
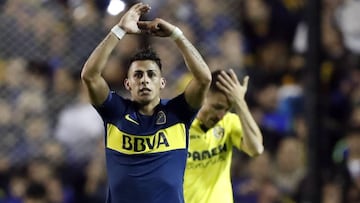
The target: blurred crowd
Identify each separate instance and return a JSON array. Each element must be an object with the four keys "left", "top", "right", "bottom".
[{"left": 0, "top": 0, "right": 359, "bottom": 202}]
